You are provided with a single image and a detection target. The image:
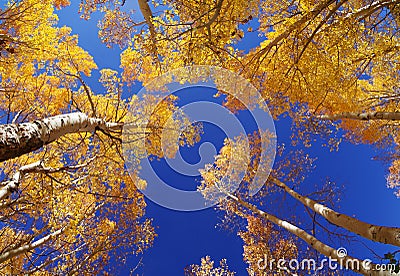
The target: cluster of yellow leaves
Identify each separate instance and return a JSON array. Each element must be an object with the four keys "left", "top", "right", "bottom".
[
  {"left": 184, "top": 256, "right": 235, "bottom": 276},
  {"left": 78, "top": 0, "right": 125, "bottom": 20},
  {"left": 98, "top": 8, "right": 138, "bottom": 48},
  {"left": 199, "top": 135, "right": 249, "bottom": 202},
  {"left": 54, "top": 0, "right": 70, "bottom": 9},
  {"left": 239, "top": 216, "right": 298, "bottom": 275},
  {"left": 0, "top": 0, "right": 96, "bottom": 119},
  {"left": 387, "top": 159, "right": 400, "bottom": 197},
  {"left": 123, "top": 93, "right": 202, "bottom": 163},
  {"left": 120, "top": 0, "right": 261, "bottom": 85},
  {"left": 0, "top": 227, "right": 30, "bottom": 274},
  {"left": 199, "top": 130, "right": 275, "bottom": 201}
]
